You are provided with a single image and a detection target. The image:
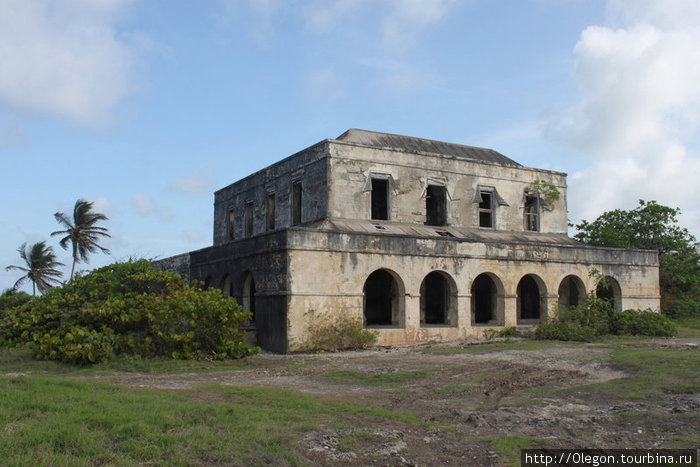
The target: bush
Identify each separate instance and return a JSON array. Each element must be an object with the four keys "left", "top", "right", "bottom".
[
  {"left": 534, "top": 291, "right": 676, "bottom": 341},
  {"left": 1, "top": 260, "right": 258, "bottom": 364},
  {"left": 299, "top": 310, "right": 378, "bottom": 352}
]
